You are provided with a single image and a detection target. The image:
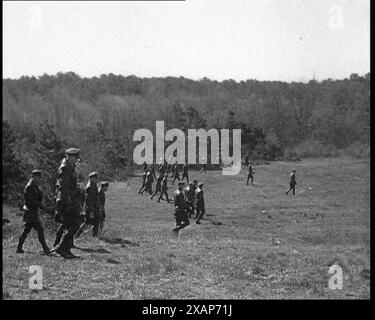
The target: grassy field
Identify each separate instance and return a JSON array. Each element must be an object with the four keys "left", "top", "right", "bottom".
[{"left": 2, "top": 158, "right": 370, "bottom": 299}]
